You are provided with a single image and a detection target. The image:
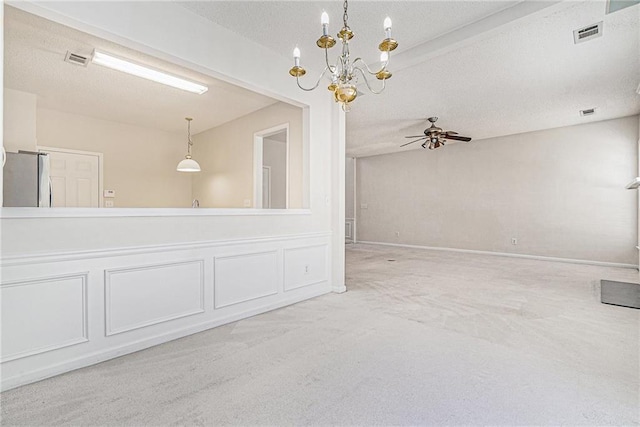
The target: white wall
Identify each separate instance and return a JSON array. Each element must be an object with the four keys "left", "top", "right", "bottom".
[
  {"left": 37, "top": 108, "right": 192, "bottom": 208},
  {"left": 3, "top": 88, "right": 37, "bottom": 153},
  {"left": 0, "top": 1, "right": 345, "bottom": 390},
  {"left": 191, "top": 102, "right": 303, "bottom": 208},
  {"left": 357, "top": 116, "right": 639, "bottom": 265}
]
